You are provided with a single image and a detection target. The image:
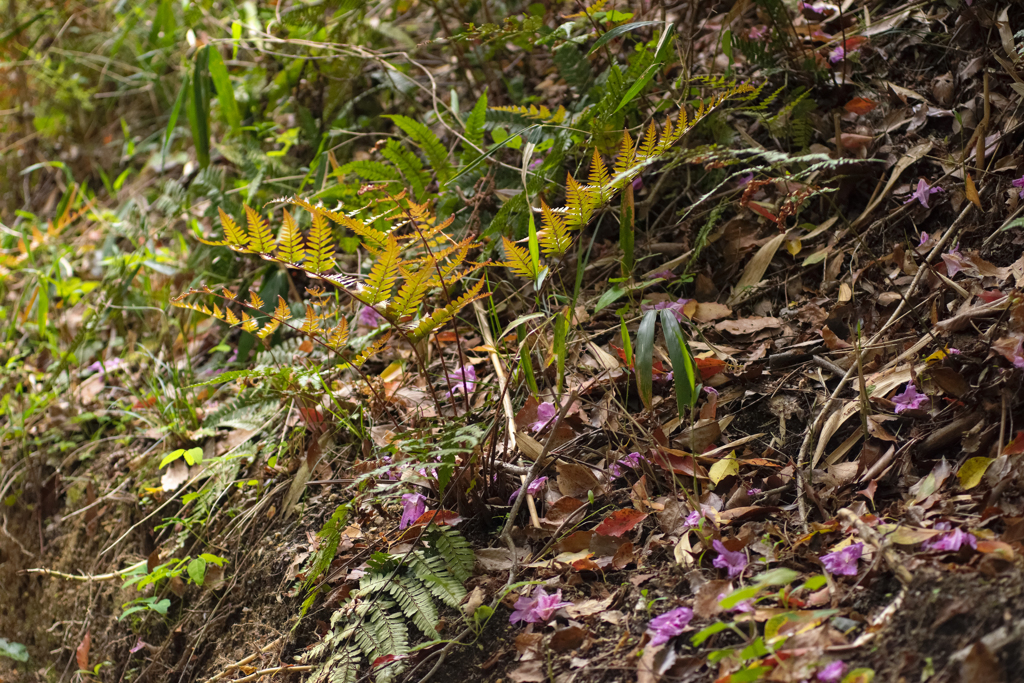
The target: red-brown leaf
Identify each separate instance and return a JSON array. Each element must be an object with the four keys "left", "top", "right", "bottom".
[
  {"left": 594, "top": 509, "right": 647, "bottom": 537},
  {"left": 76, "top": 631, "right": 91, "bottom": 671}
]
